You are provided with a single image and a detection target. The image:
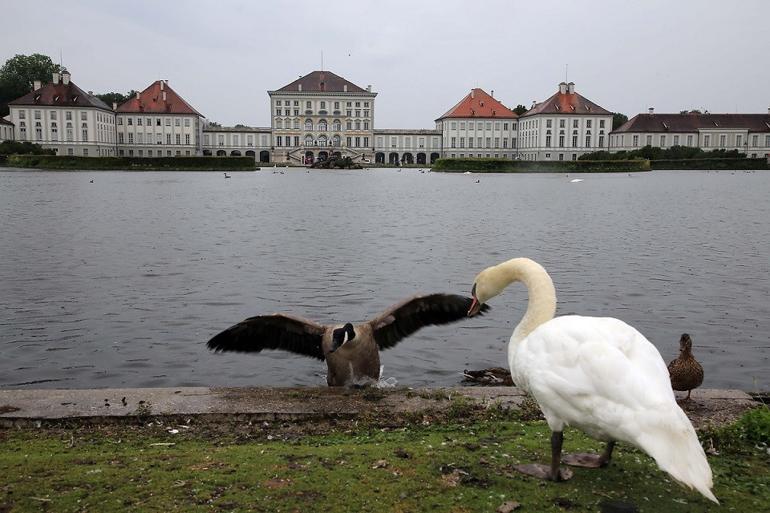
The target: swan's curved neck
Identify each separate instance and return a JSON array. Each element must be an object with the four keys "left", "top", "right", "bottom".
[{"left": 492, "top": 258, "right": 556, "bottom": 344}]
